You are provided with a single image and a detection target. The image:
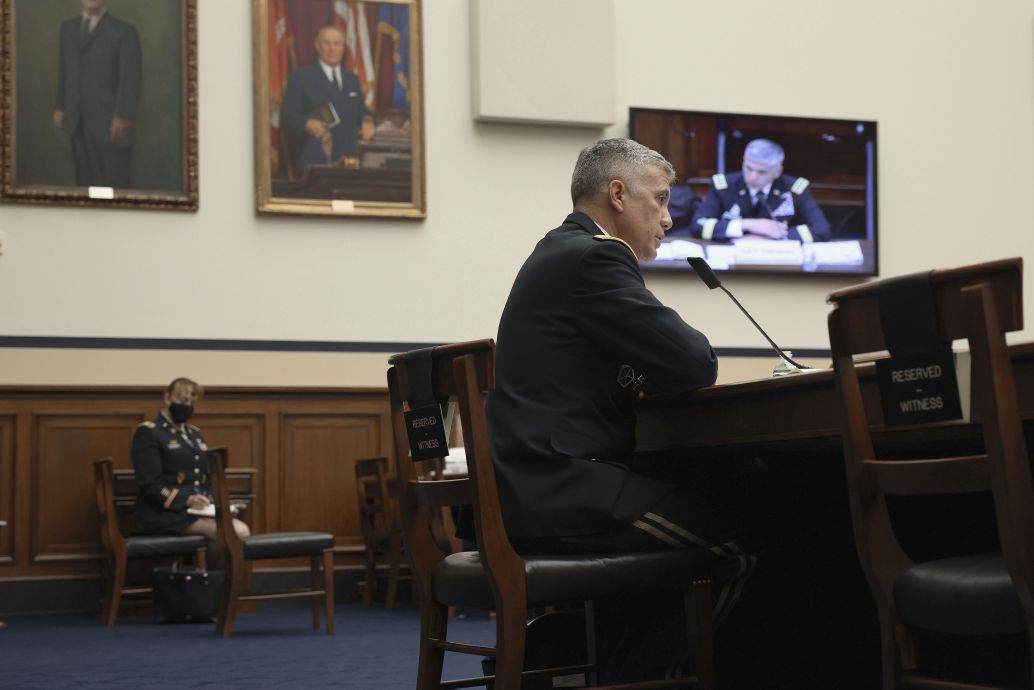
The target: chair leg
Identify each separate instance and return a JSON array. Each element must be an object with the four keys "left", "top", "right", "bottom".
[
  {"left": 242, "top": 560, "right": 253, "bottom": 595},
  {"left": 103, "top": 554, "right": 127, "bottom": 627},
  {"left": 196, "top": 546, "right": 206, "bottom": 569},
  {"left": 217, "top": 556, "right": 244, "bottom": 638},
  {"left": 385, "top": 541, "right": 402, "bottom": 610},
  {"left": 362, "top": 551, "right": 376, "bottom": 608},
  {"left": 323, "top": 549, "right": 335, "bottom": 635},
  {"left": 310, "top": 554, "right": 322, "bottom": 631},
  {"left": 877, "top": 607, "right": 901, "bottom": 690},
  {"left": 493, "top": 597, "right": 528, "bottom": 690},
  {"left": 416, "top": 601, "right": 450, "bottom": 690},
  {"left": 684, "top": 580, "right": 715, "bottom": 690},
  {"left": 1027, "top": 615, "right": 1034, "bottom": 690}
]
